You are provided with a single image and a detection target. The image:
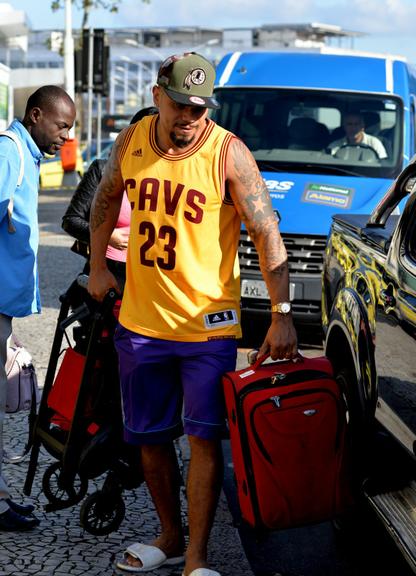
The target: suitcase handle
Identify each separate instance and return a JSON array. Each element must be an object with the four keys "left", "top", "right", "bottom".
[{"left": 249, "top": 351, "right": 303, "bottom": 371}]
